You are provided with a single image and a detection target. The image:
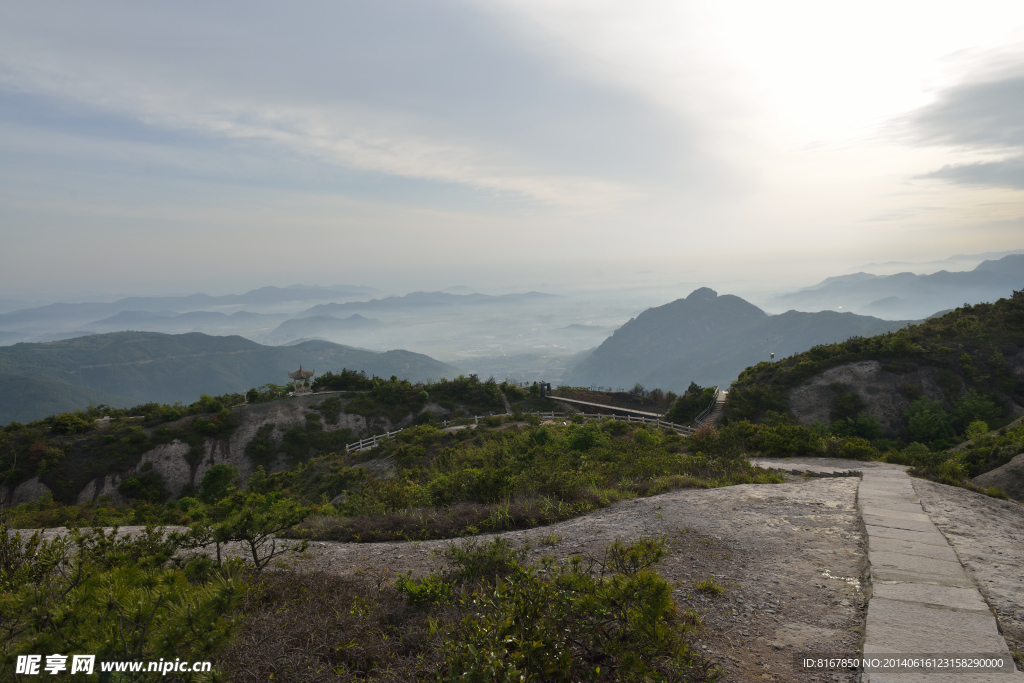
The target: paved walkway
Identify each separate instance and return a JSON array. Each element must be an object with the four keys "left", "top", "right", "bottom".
[{"left": 755, "top": 460, "right": 1022, "bottom": 681}]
